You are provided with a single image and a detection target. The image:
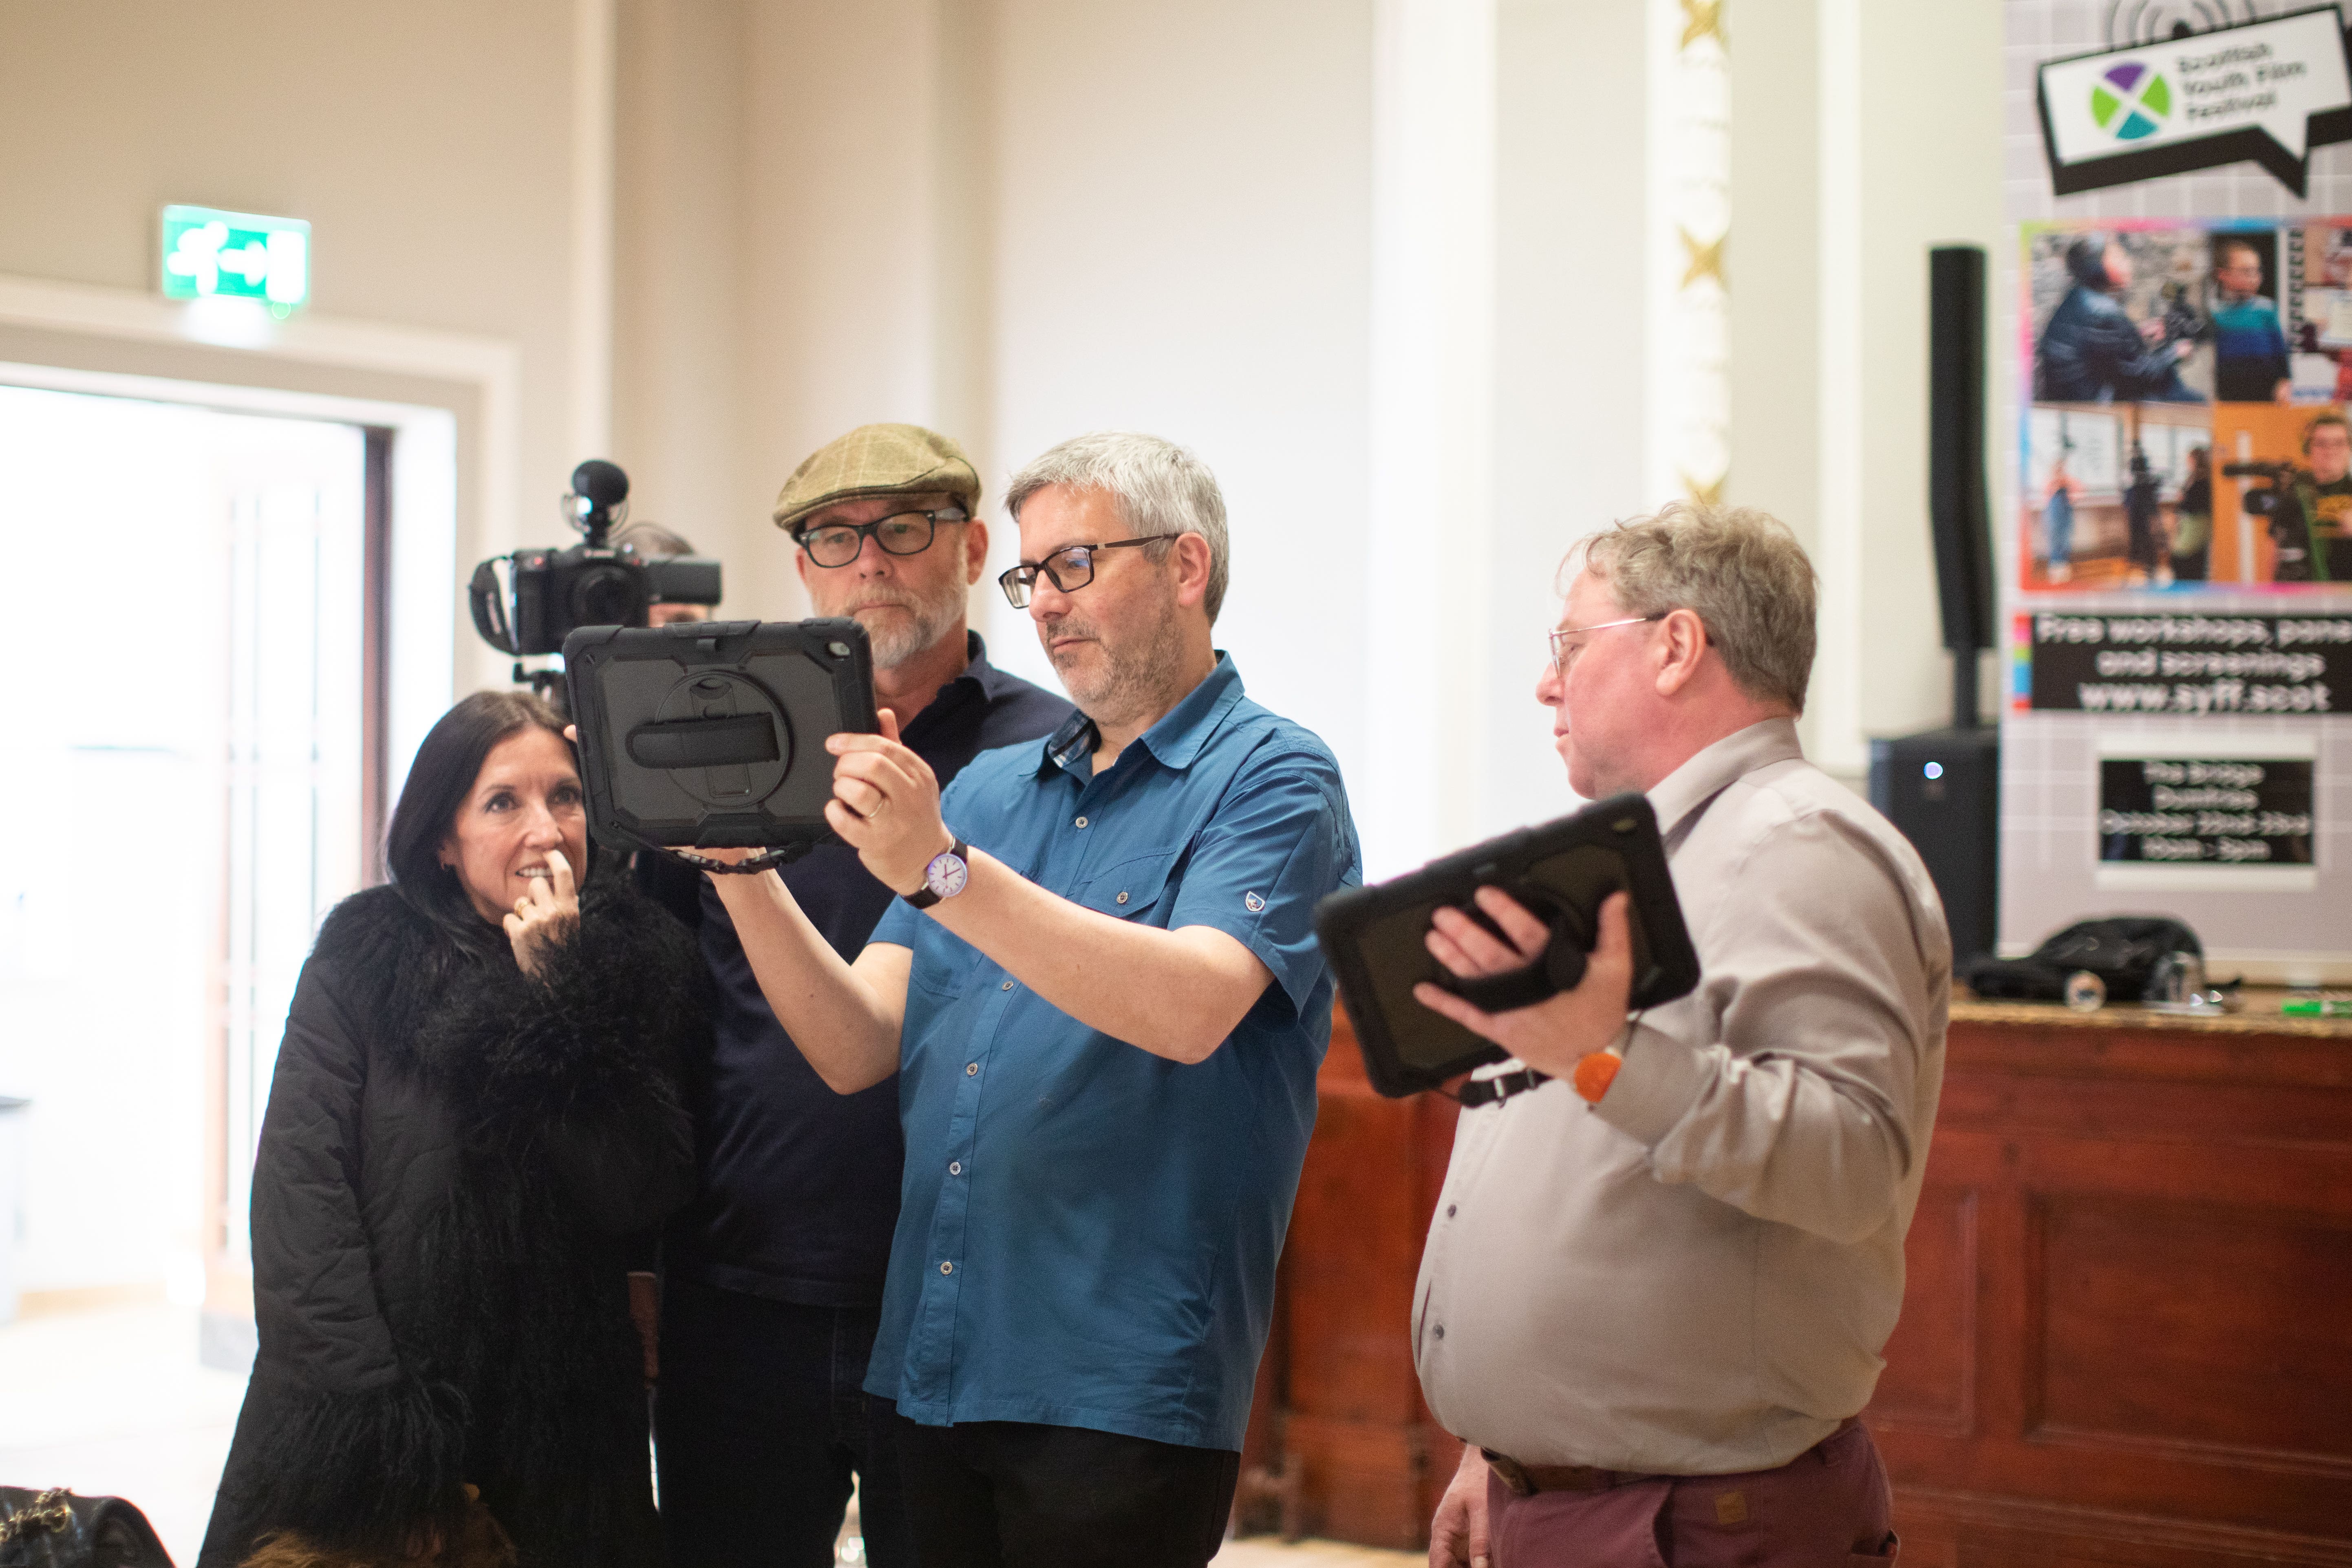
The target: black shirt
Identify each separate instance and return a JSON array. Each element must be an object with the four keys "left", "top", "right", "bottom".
[{"left": 655, "top": 633, "right": 1071, "bottom": 1306}]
